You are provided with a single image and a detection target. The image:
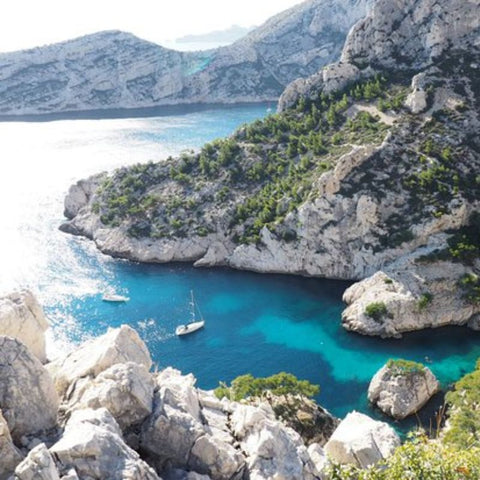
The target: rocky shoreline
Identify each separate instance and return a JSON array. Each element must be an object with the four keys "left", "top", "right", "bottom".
[{"left": 1, "top": 290, "right": 409, "bottom": 480}]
